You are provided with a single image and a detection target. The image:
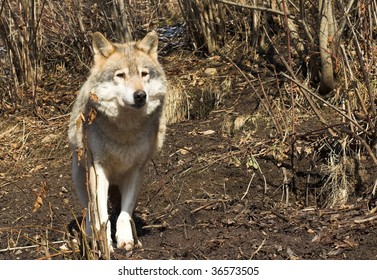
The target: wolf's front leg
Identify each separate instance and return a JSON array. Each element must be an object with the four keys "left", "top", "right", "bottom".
[
  {"left": 116, "top": 168, "right": 142, "bottom": 250},
  {"left": 89, "top": 163, "right": 113, "bottom": 252}
]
